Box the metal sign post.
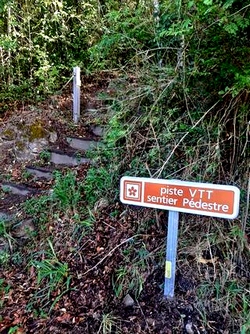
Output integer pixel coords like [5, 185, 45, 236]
[73, 67, 81, 123]
[164, 210, 179, 298]
[120, 176, 240, 298]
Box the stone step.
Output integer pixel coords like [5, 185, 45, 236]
[0, 211, 13, 222]
[66, 137, 98, 151]
[11, 218, 35, 239]
[49, 149, 92, 166]
[0, 214, 35, 241]
[1, 182, 38, 196]
[90, 125, 104, 137]
[25, 165, 54, 180]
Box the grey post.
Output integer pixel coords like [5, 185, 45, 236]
[73, 67, 81, 123]
[164, 210, 179, 298]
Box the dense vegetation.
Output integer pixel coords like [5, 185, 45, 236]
[1, 0, 250, 333]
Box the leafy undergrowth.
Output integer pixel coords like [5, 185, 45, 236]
[0, 170, 249, 333]
[0, 72, 249, 334]
[1, 0, 250, 331]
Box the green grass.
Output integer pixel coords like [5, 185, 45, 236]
[0, 278, 11, 308]
[97, 313, 121, 334]
[29, 239, 72, 312]
[52, 170, 83, 211]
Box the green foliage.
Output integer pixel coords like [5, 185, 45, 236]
[84, 118, 127, 205]
[0, 250, 10, 267]
[0, 278, 10, 308]
[0, 219, 8, 237]
[24, 194, 51, 224]
[197, 278, 250, 331]
[32, 258, 69, 291]
[84, 166, 113, 206]
[7, 326, 21, 334]
[89, 5, 156, 69]
[24, 170, 84, 221]
[112, 265, 143, 299]
[39, 150, 51, 163]
[1, 0, 248, 102]
[52, 170, 82, 211]
[112, 242, 152, 299]
[84, 0, 250, 205]
[0, 220, 15, 266]
[82, 5, 250, 332]
[29, 239, 71, 312]
[0, 0, 101, 99]
[98, 313, 121, 334]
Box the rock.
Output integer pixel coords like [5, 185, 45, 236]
[146, 318, 156, 326]
[67, 137, 98, 151]
[28, 138, 48, 154]
[14, 138, 49, 161]
[91, 125, 104, 137]
[49, 131, 58, 143]
[185, 322, 194, 334]
[25, 166, 53, 180]
[11, 219, 36, 238]
[50, 149, 92, 166]
[94, 198, 109, 212]
[0, 237, 9, 252]
[1, 182, 36, 196]
[0, 212, 13, 222]
[123, 294, 135, 308]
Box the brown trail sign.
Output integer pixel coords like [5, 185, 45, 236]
[120, 177, 240, 298]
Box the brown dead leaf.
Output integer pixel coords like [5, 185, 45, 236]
[55, 313, 71, 323]
[197, 256, 219, 264]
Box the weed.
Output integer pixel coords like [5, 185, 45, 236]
[1, 185, 11, 193]
[112, 267, 127, 298]
[0, 250, 10, 267]
[39, 150, 51, 163]
[23, 195, 51, 224]
[11, 252, 23, 266]
[241, 314, 250, 334]
[110, 209, 119, 218]
[0, 220, 15, 260]
[22, 170, 32, 181]
[84, 167, 114, 206]
[33, 258, 69, 290]
[52, 170, 82, 211]
[0, 220, 8, 238]
[7, 326, 21, 334]
[112, 242, 152, 299]
[0, 278, 11, 308]
[97, 313, 121, 334]
[31, 308, 48, 319]
[29, 239, 71, 312]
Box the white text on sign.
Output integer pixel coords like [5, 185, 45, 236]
[120, 177, 240, 219]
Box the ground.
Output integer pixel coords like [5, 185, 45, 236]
[0, 75, 248, 334]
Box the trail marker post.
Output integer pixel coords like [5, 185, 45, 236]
[73, 67, 81, 123]
[120, 176, 240, 299]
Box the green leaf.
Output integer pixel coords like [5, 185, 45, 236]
[203, 0, 213, 5]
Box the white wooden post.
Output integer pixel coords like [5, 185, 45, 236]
[73, 67, 81, 123]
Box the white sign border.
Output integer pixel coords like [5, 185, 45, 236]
[120, 176, 240, 219]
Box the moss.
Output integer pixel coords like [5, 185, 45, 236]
[2, 128, 16, 140]
[26, 121, 47, 141]
[15, 140, 26, 150]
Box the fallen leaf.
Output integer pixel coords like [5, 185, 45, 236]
[55, 313, 71, 323]
[197, 256, 218, 264]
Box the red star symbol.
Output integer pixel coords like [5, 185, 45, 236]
[128, 186, 137, 196]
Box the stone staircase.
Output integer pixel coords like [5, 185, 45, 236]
[0, 98, 106, 251]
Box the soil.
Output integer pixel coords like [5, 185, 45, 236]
[0, 76, 241, 334]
